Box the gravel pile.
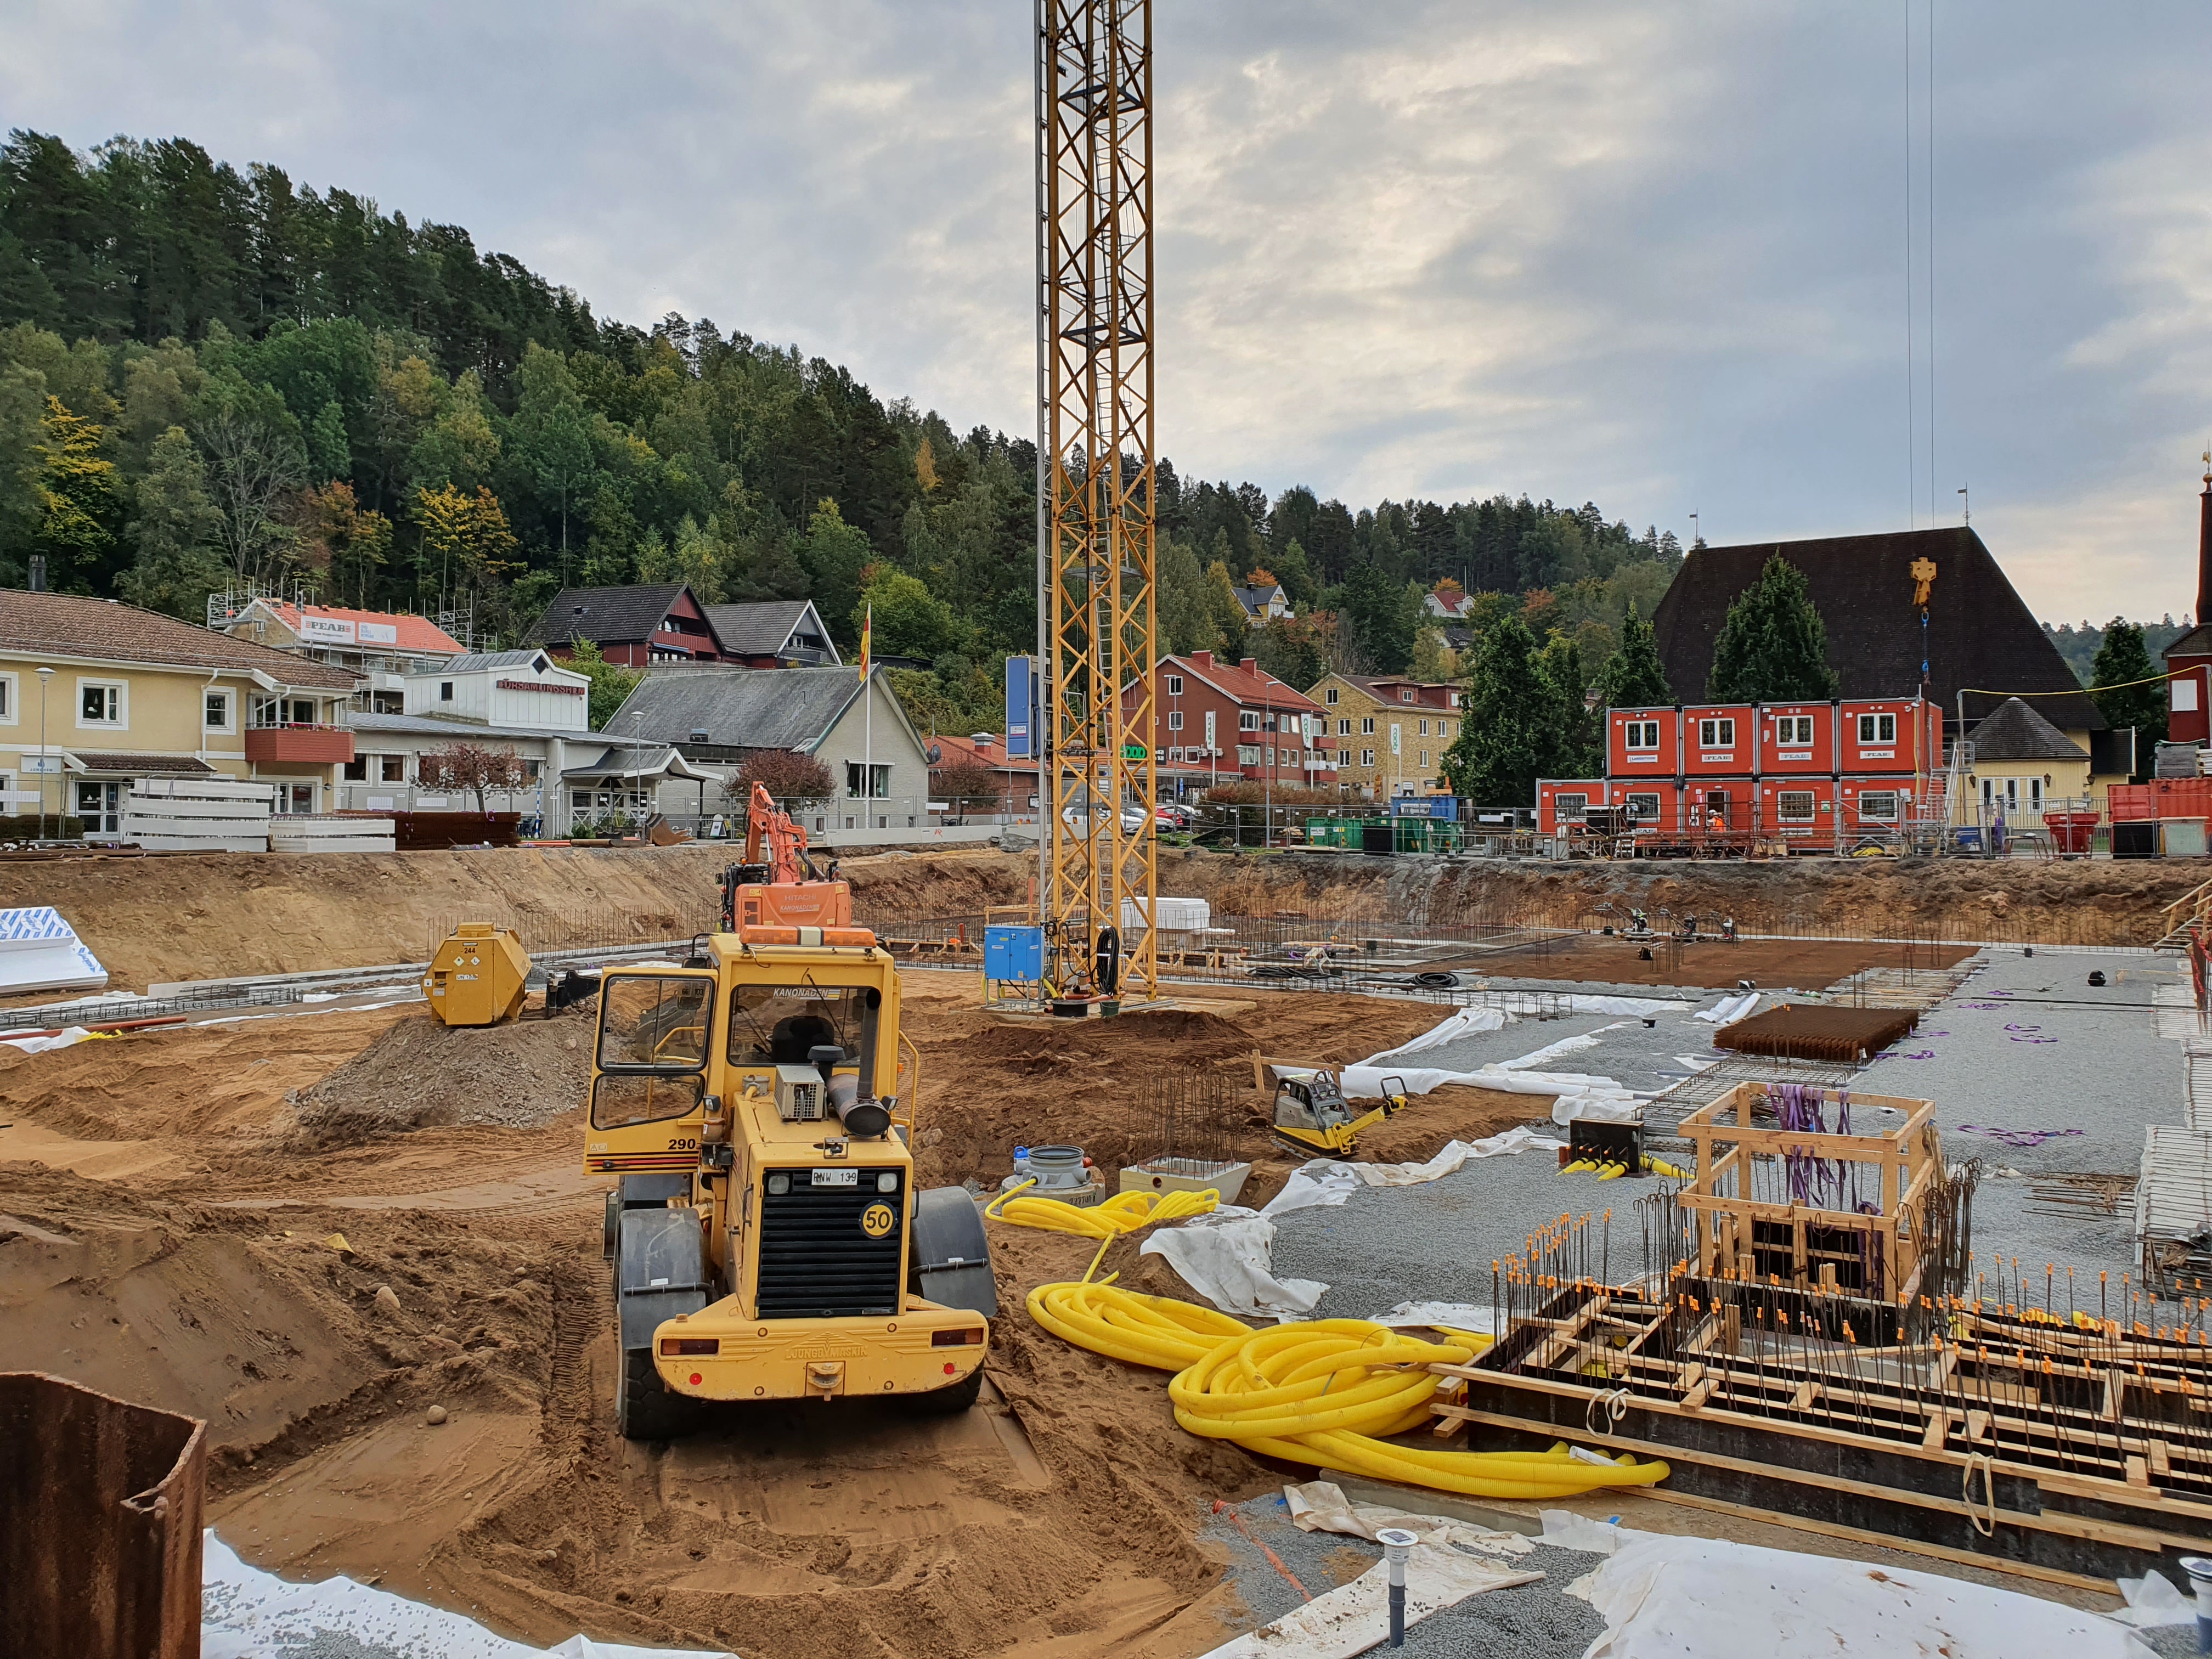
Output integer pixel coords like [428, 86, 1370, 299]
[1199, 1492, 1610, 1657]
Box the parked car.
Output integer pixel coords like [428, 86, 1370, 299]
[1155, 803, 1198, 830]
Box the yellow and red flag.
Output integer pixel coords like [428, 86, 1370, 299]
[859, 603, 871, 680]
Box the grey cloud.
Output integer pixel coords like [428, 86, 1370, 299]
[3, 0, 2208, 618]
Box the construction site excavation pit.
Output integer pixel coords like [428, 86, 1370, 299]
[5, 845, 2208, 1657]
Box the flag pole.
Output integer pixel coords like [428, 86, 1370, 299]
[861, 603, 873, 828]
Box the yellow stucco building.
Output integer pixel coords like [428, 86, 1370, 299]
[0, 591, 362, 832]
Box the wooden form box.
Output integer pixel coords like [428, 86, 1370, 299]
[1678, 1082, 1938, 1306]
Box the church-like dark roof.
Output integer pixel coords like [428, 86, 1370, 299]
[1648, 527, 2102, 732]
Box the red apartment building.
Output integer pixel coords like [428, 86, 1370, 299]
[1124, 651, 1336, 789]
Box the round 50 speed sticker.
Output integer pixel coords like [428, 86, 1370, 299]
[860, 1201, 895, 1239]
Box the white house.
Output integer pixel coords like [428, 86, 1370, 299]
[405, 650, 591, 732]
[602, 665, 988, 847]
[1231, 582, 1291, 628]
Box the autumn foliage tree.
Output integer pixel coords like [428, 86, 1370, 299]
[932, 761, 1003, 821]
[725, 749, 834, 806]
[417, 742, 529, 813]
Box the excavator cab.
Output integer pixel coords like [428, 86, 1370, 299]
[1269, 1069, 1407, 1159]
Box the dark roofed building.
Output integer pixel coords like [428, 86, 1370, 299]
[602, 664, 937, 832]
[1968, 697, 2090, 761]
[1649, 527, 2102, 741]
[702, 600, 842, 668]
[522, 584, 727, 665]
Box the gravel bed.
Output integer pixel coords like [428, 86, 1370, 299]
[1853, 948, 2183, 1293]
[1199, 1492, 1610, 1657]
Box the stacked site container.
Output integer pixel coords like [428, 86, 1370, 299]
[1537, 696, 1944, 849]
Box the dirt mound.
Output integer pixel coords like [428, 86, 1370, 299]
[298, 1007, 595, 1142]
[0, 1008, 401, 1153]
[0, 1167, 565, 1468]
[900, 984, 1461, 1193]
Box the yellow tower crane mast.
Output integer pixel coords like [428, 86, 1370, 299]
[1035, 0, 1159, 1005]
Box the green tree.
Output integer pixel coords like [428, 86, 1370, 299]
[1157, 533, 1217, 656]
[1250, 612, 1330, 694]
[565, 636, 642, 731]
[292, 481, 391, 608]
[1409, 625, 1459, 684]
[1594, 602, 1673, 709]
[1705, 555, 1839, 702]
[2090, 619, 2165, 774]
[795, 498, 873, 648]
[1442, 614, 1553, 807]
[856, 563, 957, 661]
[1534, 632, 1599, 777]
[117, 426, 228, 617]
[1202, 557, 1250, 654]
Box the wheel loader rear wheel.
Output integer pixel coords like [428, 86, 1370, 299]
[615, 1346, 701, 1441]
[900, 1367, 984, 1416]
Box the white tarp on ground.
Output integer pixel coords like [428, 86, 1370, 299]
[0, 1024, 110, 1054]
[1365, 1005, 1511, 1058]
[1260, 1127, 1555, 1218]
[0, 905, 107, 995]
[1284, 1480, 1532, 1558]
[201, 1533, 732, 1659]
[1327, 1062, 1639, 1124]
[1695, 991, 1760, 1024]
[1570, 1534, 2156, 1659]
[1138, 1210, 1327, 1321]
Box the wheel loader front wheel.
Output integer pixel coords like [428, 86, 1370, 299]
[615, 1346, 701, 1441]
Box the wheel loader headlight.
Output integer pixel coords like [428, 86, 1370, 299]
[766, 1172, 790, 1195]
[877, 1171, 899, 1193]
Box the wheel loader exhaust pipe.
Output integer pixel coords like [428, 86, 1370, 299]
[811, 1042, 892, 1138]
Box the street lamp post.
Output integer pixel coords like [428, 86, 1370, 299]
[35, 665, 53, 840]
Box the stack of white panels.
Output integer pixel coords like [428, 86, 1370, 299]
[121, 777, 273, 852]
[269, 815, 396, 854]
[0, 906, 107, 995]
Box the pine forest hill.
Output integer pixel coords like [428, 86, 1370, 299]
[0, 129, 2180, 759]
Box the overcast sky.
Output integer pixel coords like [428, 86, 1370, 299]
[6, 2, 2210, 624]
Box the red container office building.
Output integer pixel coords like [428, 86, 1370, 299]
[1542, 696, 1942, 848]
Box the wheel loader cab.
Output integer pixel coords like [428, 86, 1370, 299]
[584, 941, 995, 1440]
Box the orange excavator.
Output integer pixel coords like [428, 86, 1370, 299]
[717, 782, 867, 941]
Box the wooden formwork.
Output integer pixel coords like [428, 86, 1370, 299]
[1677, 1082, 1940, 1306]
[1428, 1282, 2212, 1592]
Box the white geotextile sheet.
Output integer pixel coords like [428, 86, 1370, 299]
[1571, 1534, 2157, 1659]
[1199, 1539, 1541, 1659]
[201, 1534, 731, 1659]
[1139, 1210, 1326, 1321]
[1260, 1126, 1554, 1217]
[0, 1024, 109, 1054]
[1331, 1062, 1639, 1119]
[1284, 1480, 1532, 1559]
[1695, 991, 1760, 1024]
[1365, 1003, 1511, 1058]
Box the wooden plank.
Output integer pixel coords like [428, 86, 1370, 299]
[1922, 1414, 1946, 1451]
[1965, 1409, 1991, 1444]
[2151, 1441, 2172, 1480]
[1447, 1403, 2209, 1556]
[1791, 1380, 1822, 1410]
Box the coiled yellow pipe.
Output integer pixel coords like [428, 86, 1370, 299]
[1025, 1277, 1669, 1500]
[984, 1177, 1220, 1239]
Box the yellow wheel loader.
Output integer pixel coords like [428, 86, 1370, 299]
[585, 792, 994, 1439]
[1269, 1069, 1408, 1159]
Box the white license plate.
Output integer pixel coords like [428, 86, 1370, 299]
[811, 1169, 859, 1187]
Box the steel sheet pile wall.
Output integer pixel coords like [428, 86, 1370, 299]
[0, 1373, 206, 1659]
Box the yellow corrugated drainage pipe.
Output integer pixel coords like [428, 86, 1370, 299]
[1026, 1270, 1669, 1501]
[985, 1177, 1221, 1239]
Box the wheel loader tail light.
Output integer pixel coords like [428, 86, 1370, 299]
[661, 1338, 719, 1356]
[932, 1328, 985, 1347]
